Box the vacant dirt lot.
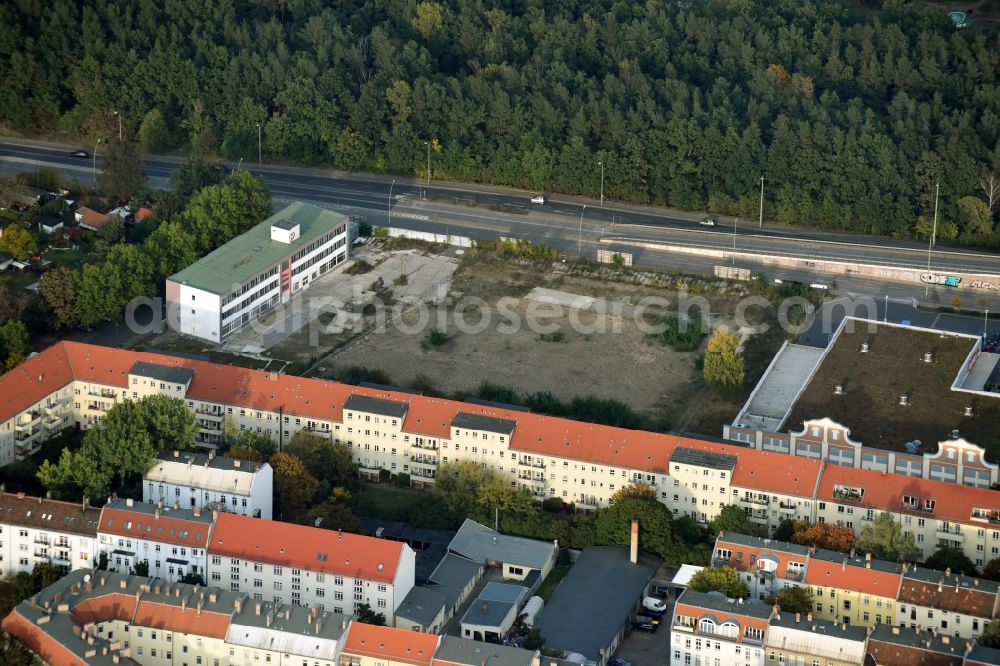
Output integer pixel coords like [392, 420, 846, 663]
[320, 249, 774, 432]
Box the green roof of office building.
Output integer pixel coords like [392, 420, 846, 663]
[168, 202, 346, 295]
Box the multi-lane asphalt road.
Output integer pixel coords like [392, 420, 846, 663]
[4, 137, 1000, 290]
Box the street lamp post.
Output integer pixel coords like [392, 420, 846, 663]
[599, 161, 604, 207]
[759, 175, 765, 228]
[114, 111, 122, 141]
[986, 309, 990, 338]
[925, 182, 940, 297]
[884, 295, 889, 323]
[578, 205, 587, 256]
[732, 217, 738, 268]
[237, 157, 244, 173]
[256, 123, 262, 168]
[425, 141, 431, 186]
[388, 179, 396, 225]
[93, 139, 102, 189]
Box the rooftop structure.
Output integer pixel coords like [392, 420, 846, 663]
[535, 546, 661, 663]
[765, 610, 868, 664]
[783, 321, 999, 453]
[210, 512, 405, 583]
[866, 623, 971, 666]
[671, 446, 738, 470]
[342, 622, 440, 666]
[433, 635, 538, 666]
[733, 341, 825, 431]
[0, 490, 100, 537]
[448, 519, 556, 573]
[168, 202, 346, 295]
[144, 449, 273, 519]
[100, 497, 213, 550]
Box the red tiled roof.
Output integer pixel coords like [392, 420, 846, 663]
[1, 609, 90, 666]
[100, 506, 211, 548]
[72, 593, 137, 624]
[77, 207, 112, 228]
[674, 602, 771, 635]
[209, 512, 403, 582]
[715, 537, 808, 579]
[343, 622, 439, 666]
[867, 637, 965, 666]
[818, 464, 1000, 525]
[135, 207, 154, 221]
[897, 574, 999, 619]
[804, 557, 902, 598]
[0, 342, 74, 425]
[133, 599, 229, 638]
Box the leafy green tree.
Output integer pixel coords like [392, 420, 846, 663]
[0, 225, 38, 260]
[181, 171, 271, 254]
[144, 221, 198, 281]
[924, 547, 977, 576]
[981, 620, 1000, 648]
[221, 423, 276, 460]
[271, 452, 319, 519]
[303, 489, 362, 534]
[180, 573, 206, 586]
[434, 460, 494, 517]
[38, 395, 196, 498]
[132, 560, 150, 577]
[595, 495, 677, 561]
[0, 627, 35, 665]
[98, 140, 144, 200]
[711, 505, 765, 538]
[138, 108, 170, 153]
[773, 586, 813, 614]
[858, 512, 920, 563]
[284, 431, 357, 492]
[169, 157, 227, 198]
[703, 329, 745, 392]
[983, 558, 1000, 582]
[688, 566, 749, 598]
[39, 266, 80, 329]
[355, 602, 386, 626]
[0, 321, 31, 369]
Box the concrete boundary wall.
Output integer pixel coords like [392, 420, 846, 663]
[388, 227, 472, 247]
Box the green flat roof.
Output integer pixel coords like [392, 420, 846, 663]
[168, 202, 346, 295]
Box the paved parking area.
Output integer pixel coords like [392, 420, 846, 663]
[611, 603, 673, 666]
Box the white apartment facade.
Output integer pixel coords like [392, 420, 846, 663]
[671, 590, 770, 666]
[0, 491, 100, 576]
[896, 565, 1000, 640]
[97, 497, 214, 583]
[166, 202, 348, 342]
[144, 449, 273, 519]
[207, 511, 416, 618]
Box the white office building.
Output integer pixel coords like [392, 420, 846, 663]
[166, 201, 348, 342]
[144, 449, 273, 519]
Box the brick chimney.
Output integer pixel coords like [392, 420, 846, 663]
[630, 519, 639, 564]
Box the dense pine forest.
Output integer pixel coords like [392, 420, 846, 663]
[2, 0, 999, 244]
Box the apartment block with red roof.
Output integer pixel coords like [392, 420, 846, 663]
[802, 548, 903, 629]
[712, 532, 811, 601]
[207, 511, 415, 619]
[670, 589, 772, 666]
[0, 490, 101, 577]
[97, 497, 214, 583]
[896, 564, 1000, 640]
[143, 449, 273, 519]
[6, 340, 1000, 577]
[341, 622, 440, 666]
[2, 568, 354, 666]
[866, 623, 973, 666]
[816, 464, 1000, 571]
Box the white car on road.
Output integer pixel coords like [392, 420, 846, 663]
[699, 216, 717, 227]
[530, 195, 545, 204]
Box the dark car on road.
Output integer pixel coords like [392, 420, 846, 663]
[69, 150, 89, 158]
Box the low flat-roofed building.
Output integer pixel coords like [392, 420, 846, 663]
[144, 449, 273, 519]
[764, 609, 868, 666]
[966, 643, 1000, 666]
[536, 546, 661, 664]
[425, 553, 483, 621]
[671, 590, 772, 666]
[395, 585, 449, 633]
[448, 519, 556, 582]
[433, 635, 538, 666]
[0, 490, 100, 576]
[460, 582, 527, 643]
[166, 201, 348, 342]
[896, 564, 1000, 640]
[97, 497, 214, 582]
[866, 623, 970, 666]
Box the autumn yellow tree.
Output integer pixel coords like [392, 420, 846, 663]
[703, 329, 744, 391]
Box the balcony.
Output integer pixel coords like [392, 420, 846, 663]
[936, 529, 963, 544]
[87, 388, 116, 399]
[16, 411, 42, 431]
[86, 402, 108, 413]
[195, 408, 223, 420]
[900, 500, 934, 515]
[16, 438, 41, 460]
[411, 441, 438, 450]
[739, 496, 769, 506]
[742, 636, 764, 647]
[410, 456, 437, 467]
[33, 549, 49, 559]
[712, 555, 732, 566]
[778, 502, 797, 513]
[411, 469, 436, 480]
[197, 419, 222, 431]
[785, 569, 804, 582]
[43, 415, 65, 431]
[34, 535, 49, 545]
[833, 487, 864, 502]
[43, 400, 67, 416]
[517, 459, 546, 469]
[576, 498, 598, 510]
